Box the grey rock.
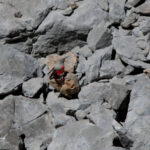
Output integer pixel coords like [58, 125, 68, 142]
[84, 46, 113, 83]
[63, 7, 73, 16]
[87, 22, 112, 51]
[0, 95, 54, 150]
[108, 0, 126, 23]
[100, 60, 125, 79]
[136, 1, 150, 15]
[48, 120, 117, 150]
[125, 75, 150, 149]
[105, 82, 130, 110]
[22, 78, 44, 98]
[94, 0, 109, 11]
[0, 0, 52, 39]
[139, 17, 150, 35]
[75, 110, 86, 120]
[112, 120, 133, 148]
[121, 56, 150, 69]
[66, 1, 108, 30]
[79, 82, 110, 105]
[126, 0, 143, 7]
[121, 13, 137, 29]
[86, 102, 116, 132]
[136, 39, 147, 50]
[72, 45, 92, 58]
[49, 0, 77, 10]
[0, 96, 14, 137]
[33, 11, 87, 56]
[46, 92, 79, 126]
[47, 92, 80, 113]
[76, 55, 87, 74]
[13, 96, 46, 128]
[53, 113, 76, 127]
[113, 36, 146, 61]
[0, 44, 39, 96]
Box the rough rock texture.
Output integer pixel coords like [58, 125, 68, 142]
[87, 22, 112, 51]
[1, 0, 150, 149]
[0, 44, 39, 96]
[22, 77, 44, 97]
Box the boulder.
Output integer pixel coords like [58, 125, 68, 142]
[0, 96, 14, 137]
[108, 0, 126, 23]
[113, 36, 146, 61]
[13, 96, 47, 128]
[22, 77, 44, 98]
[121, 13, 137, 29]
[84, 46, 113, 83]
[0, 44, 39, 96]
[65, 1, 108, 30]
[48, 120, 118, 150]
[0, 95, 54, 150]
[78, 82, 110, 105]
[86, 102, 116, 132]
[99, 60, 125, 79]
[125, 75, 150, 149]
[136, 1, 150, 15]
[87, 22, 112, 51]
[126, 0, 143, 7]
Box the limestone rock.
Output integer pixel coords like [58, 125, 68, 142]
[0, 44, 39, 96]
[48, 120, 118, 150]
[113, 36, 146, 61]
[87, 22, 112, 51]
[60, 73, 80, 98]
[84, 46, 113, 83]
[0, 96, 14, 137]
[45, 52, 77, 73]
[126, 0, 143, 7]
[136, 1, 150, 15]
[22, 77, 44, 98]
[108, 0, 126, 23]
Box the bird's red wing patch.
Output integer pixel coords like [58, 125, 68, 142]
[56, 65, 64, 76]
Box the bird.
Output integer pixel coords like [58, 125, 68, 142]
[48, 56, 69, 80]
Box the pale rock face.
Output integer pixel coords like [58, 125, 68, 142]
[1, 0, 150, 149]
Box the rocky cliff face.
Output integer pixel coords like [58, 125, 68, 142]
[0, 0, 150, 149]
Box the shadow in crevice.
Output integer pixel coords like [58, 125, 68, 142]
[18, 134, 27, 150]
[113, 136, 123, 147]
[115, 91, 131, 123]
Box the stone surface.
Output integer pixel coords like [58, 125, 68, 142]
[86, 102, 116, 132]
[79, 82, 110, 105]
[121, 13, 137, 29]
[113, 36, 146, 61]
[108, 0, 126, 23]
[84, 46, 113, 83]
[0, 44, 39, 96]
[126, 0, 143, 7]
[87, 22, 112, 51]
[136, 1, 150, 15]
[48, 120, 117, 150]
[22, 77, 44, 97]
[65, 1, 108, 30]
[125, 75, 150, 149]
[0, 95, 54, 150]
[100, 60, 125, 79]
[0, 96, 14, 137]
